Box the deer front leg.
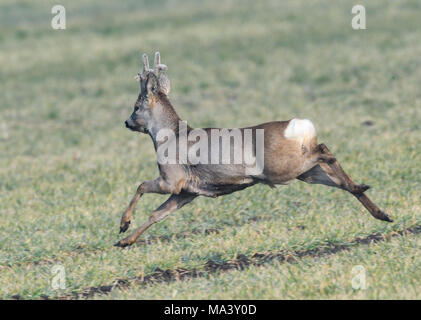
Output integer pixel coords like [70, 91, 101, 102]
[119, 178, 169, 233]
[115, 192, 197, 247]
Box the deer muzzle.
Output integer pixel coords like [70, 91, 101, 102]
[125, 118, 137, 131]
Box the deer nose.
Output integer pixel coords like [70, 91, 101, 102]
[125, 120, 129, 128]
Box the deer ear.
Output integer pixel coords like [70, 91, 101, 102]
[158, 72, 171, 95]
[152, 51, 170, 95]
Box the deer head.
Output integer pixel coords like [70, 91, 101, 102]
[125, 52, 173, 134]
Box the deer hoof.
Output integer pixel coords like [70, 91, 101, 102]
[119, 221, 131, 233]
[379, 211, 393, 223]
[114, 240, 130, 248]
[114, 235, 136, 248]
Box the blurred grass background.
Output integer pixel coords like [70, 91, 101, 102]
[0, 0, 420, 299]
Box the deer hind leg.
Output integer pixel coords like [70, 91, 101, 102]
[297, 143, 393, 222]
[115, 192, 197, 248]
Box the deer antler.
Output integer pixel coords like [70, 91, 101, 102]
[153, 51, 167, 75]
[142, 53, 150, 74]
[134, 52, 170, 95]
[135, 53, 153, 82]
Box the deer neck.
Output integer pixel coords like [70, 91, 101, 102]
[147, 94, 188, 147]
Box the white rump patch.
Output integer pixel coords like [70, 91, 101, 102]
[284, 118, 316, 141]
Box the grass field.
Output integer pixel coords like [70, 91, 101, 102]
[0, 0, 420, 299]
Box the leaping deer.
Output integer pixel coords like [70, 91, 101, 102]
[115, 51, 392, 247]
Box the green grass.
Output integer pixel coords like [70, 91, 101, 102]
[0, 0, 420, 299]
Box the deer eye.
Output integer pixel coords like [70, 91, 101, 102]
[134, 106, 139, 112]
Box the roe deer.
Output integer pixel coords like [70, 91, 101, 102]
[115, 52, 392, 247]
